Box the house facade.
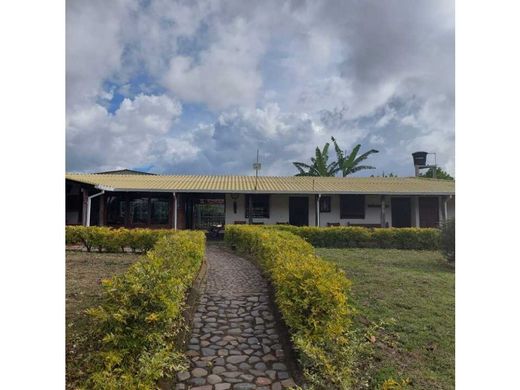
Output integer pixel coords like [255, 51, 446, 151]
[66, 173, 455, 230]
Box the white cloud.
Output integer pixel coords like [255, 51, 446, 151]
[66, 94, 183, 171]
[66, 0, 454, 177]
[163, 17, 266, 110]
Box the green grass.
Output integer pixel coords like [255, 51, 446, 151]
[316, 248, 455, 390]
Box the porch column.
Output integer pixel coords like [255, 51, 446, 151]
[413, 196, 420, 227]
[438, 196, 444, 224]
[81, 188, 88, 226]
[443, 196, 449, 222]
[99, 193, 105, 226]
[380, 195, 386, 228]
[175, 193, 178, 230]
[316, 194, 321, 227]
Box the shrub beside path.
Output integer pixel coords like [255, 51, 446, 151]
[176, 244, 297, 390]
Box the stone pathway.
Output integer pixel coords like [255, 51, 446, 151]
[176, 244, 297, 390]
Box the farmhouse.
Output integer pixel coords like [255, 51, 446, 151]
[66, 171, 455, 229]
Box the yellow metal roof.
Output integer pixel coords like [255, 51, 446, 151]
[66, 173, 455, 195]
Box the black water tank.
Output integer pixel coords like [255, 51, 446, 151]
[412, 151, 428, 166]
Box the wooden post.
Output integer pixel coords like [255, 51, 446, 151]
[380, 195, 386, 228]
[248, 194, 253, 224]
[414, 196, 420, 227]
[99, 193, 105, 226]
[81, 188, 89, 226]
[316, 194, 321, 227]
[173, 192, 178, 230]
[438, 196, 444, 225]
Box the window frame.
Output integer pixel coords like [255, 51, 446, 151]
[245, 194, 270, 219]
[340, 194, 366, 219]
[319, 196, 332, 213]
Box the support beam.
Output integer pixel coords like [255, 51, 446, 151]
[86, 190, 105, 227]
[99, 193, 105, 226]
[81, 188, 88, 226]
[380, 195, 386, 228]
[316, 194, 321, 227]
[414, 196, 420, 227]
[443, 196, 449, 222]
[173, 192, 178, 230]
[438, 196, 444, 225]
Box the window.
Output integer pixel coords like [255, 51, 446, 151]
[129, 197, 149, 224]
[340, 195, 365, 219]
[319, 196, 331, 212]
[107, 195, 126, 225]
[245, 195, 270, 218]
[150, 197, 170, 225]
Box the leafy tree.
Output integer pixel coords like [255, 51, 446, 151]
[371, 172, 398, 177]
[420, 167, 454, 180]
[293, 143, 339, 176]
[331, 137, 379, 177]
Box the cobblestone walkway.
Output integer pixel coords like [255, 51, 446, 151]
[176, 244, 297, 390]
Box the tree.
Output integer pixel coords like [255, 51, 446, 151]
[371, 172, 398, 177]
[293, 143, 339, 176]
[420, 167, 453, 180]
[331, 137, 379, 177]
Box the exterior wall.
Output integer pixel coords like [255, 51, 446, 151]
[318, 194, 390, 227]
[225, 194, 316, 225]
[225, 194, 400, 227]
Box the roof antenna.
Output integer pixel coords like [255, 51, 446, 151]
[253, 149, 261, 191]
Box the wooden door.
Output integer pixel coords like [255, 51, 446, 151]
[391, 197, 412, 227]
[419, 197, 440, 227]
[289, 197, 309, 226]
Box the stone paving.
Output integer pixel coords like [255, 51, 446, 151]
[176, 244, 297, 390]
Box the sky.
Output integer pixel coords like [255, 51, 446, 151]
[66, 0, 454, 177]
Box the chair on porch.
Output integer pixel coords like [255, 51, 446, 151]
[234, 221, 246, 224]
[327, 222, 340, 227]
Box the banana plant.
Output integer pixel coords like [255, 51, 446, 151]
[331, 136, 379, 177]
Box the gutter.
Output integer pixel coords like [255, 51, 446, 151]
[86, 190, 105, 227]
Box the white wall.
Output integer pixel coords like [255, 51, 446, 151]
[225, 194, 316, 225]
[225, 194, 402, 227]
[224, 193, 454, 227]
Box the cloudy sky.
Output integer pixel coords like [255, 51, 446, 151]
[66, 0, 454, 177]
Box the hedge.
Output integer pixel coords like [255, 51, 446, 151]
[66, 226, 174, 253]
[225, 225, 354, 389]
[266, 225, 441, 250]
[440, 218, 455, 263]
[83, 230, 206, 389]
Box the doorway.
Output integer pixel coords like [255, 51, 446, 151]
[391, 197, 412, 227]
[419, 197, 440, 227]
[289, 197, 309, 226]
[186, 194, 225, 229]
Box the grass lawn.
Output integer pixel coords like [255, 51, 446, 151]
[316, 248, 455, 390]
[66, 250, 141, 389]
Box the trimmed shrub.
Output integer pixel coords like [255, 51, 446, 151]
[266, 225, 440, 250]
[440, 218, 455, 263]
[65, 226, 174, 253]
[84, 230, 206, 389]
[225, 225, 354, 389]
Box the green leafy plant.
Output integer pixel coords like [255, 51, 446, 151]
[265, 225, 440, 250]
[331, 136, 379, 177]
[65, 226, 174, 253]
[82, 231, 206, 389]
[440, 217, 455, 263]
[293, 142, 339, 176]
[225, 225, 354, 389]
